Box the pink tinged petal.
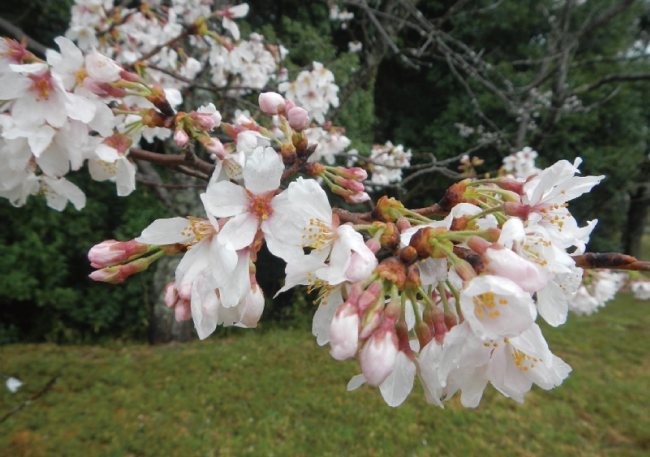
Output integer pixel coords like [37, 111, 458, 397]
[312, 286, 343, 345]
[36, 143, 70, 176]
[218, 250, 251, 308]
[209, 240, 238, 288]
[26, 125, 57, 157]
[136, 217, 196, 245]
[243, 146, 283, 195]
[288, 177, 332, 222]
[460, 275, 536, 340]
[89, 101, 116, 137]
[498, 218, 526, 249]
[218, 212, 258, 250]
[85, 51, 122, 83]
[65, 92, 97, 124]
[536, 282, 568, 327]
[484, 247, 549, 292]
[191, 276, 220, 340]
[175, 238, 211, 286]
[453, 366, 490, 408]
[95, 144, 120, 162]
[53, 36, 84, 70]
[239, 286, 264, 327]
[347, 374, 366, 391]
[276, 254, 327, 296]
[41, 176, 86, 211]
[262, 222, 304, 262]
[222, 17, 241, 41]
[379, 351, 416, 407]
[204, 180, 249, 217]
[116, 158, 136, 196]
[0, 71, 31, 100]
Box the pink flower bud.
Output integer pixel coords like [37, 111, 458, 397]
[360, 328, 398, 386]
[357, 282, 382, 313]
[89, 256, 155, 284]
[287, 107, 310, 131]
[174, 129, 190, 147]
[175, 299, 192, 322]
[83, 78, 126, 98]
[240, 285, 265, 328]
[333, 166, 368, 180]
[366, 238, 381, 254]
[330, 301, 360, 360]
[345, 191, 371, 204]
[164, 282, 179, 308]
[396, 218, 412, 231]
[201, 137, 225, 159]
[258, 92, 286, 114]
[88, 239, 150, 269]
[454, 259, 478, 281]
[178, 282, 192, 301]
[285, 99, 296, 111]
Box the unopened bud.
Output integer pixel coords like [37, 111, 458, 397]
[287, 107, 310, 131]
[360, 329, 398, 386]
[330, 301, 360, 360]
[175, 299, 192, 322]
[88, 239, 150, 269]
[174, 129, 190, 147]
[240, 285, 264, 328]
[89, 255, 158, 284]
[453, 259, 478, 281]
[164, 282, 179, 308]
[258, 92, 286, 114]
[396, 218, 412, 231]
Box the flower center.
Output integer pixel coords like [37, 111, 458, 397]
[247, 192, 273, 221]
[472, 292, 508, 320]
[181, 217, 215, 245]
[301, 218, 334, 252]
[29, 72, 53, 101]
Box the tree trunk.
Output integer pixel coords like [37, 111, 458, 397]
[140, 162, 205, 344]
[624, 157, 650, 258]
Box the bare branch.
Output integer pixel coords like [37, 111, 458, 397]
[0, 377, 58, 425]
[0, 17, 48, 57]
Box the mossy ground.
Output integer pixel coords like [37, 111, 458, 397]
[1, 295, 649, 456]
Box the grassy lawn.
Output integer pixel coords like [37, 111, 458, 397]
[1, 295, 649, 457]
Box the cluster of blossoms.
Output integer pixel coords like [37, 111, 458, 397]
[502, 147, 541, 180]
[569, 270, 626, 316]
[68, 0, 284, 95]
[88, 95, 645, 408]
[279, 62, 340, 124]
[6, 1, 649, 411]
[0, 3, 302, 210]
[364, 141, 412, 187]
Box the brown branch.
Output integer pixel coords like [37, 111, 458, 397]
[0, 377, 58, 425]
[137, 179, 207, 189]
[575, 73, 650, 93]
[571, 252, 645, 270]
[129, 147, 215, 181]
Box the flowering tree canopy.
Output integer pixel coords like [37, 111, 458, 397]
[2, 0, 650, 408]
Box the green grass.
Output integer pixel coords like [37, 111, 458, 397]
[1, 296, 649, 457]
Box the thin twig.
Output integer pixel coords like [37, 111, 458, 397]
[0, 377, 58, 425]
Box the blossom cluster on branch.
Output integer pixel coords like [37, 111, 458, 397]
[3, 1, 650, 410]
